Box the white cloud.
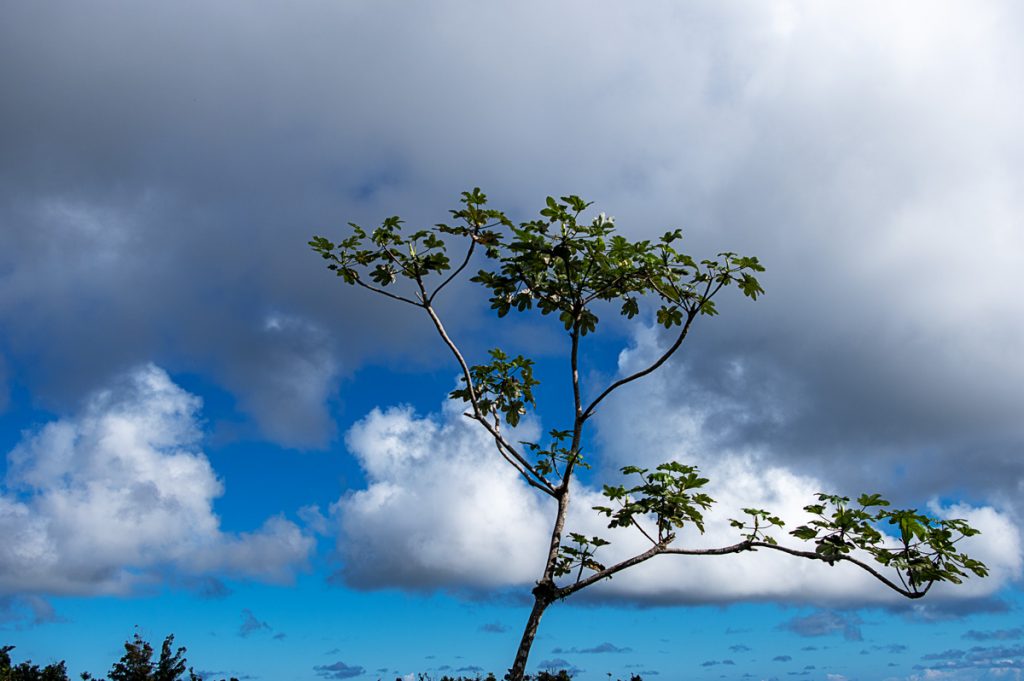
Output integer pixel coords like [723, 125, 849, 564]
[0, 364, 313, 596]
[335, 403, 551, 589]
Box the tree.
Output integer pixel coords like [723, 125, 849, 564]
[81, 633, 236, 681]
[1, 646, 70, 681]
[310, 189, 989, 681]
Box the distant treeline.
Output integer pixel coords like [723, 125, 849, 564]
[1, 634, 237, 681]
[2, 636, 642, 681]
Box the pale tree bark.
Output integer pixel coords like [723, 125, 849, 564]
[507, 587, 554, 681]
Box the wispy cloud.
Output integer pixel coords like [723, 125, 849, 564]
[551, 642, 631, 654]
[963, 628, 1023, 641]
[238, 609, 271, 638]
[780, 611, 863, 642]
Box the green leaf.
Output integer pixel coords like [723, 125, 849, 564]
[792, 526, 819, 541]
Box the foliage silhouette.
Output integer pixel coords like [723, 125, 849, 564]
[311, 189, 988, 680]
[75, 633, 237, 681]
[1, 645, 70, 681]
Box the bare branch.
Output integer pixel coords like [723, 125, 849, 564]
[630, 517, 659, 547]
[352, 278, 421, 307]
[581, 309, 698, 421]
[744, 541, 930, 599]
[429, 238, 476, 304]
[422, 302, 557, 497]
[556, 535, 936, 603]
[557, 541, 755, 599]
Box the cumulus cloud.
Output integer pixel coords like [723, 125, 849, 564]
[0, 365, 313, 596]
[334, 402, 551, 589]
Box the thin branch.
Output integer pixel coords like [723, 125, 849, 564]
[380, 246, 421, 281]
[556, 536, 935, 602]
[557, 541, 756, 599]
[581, 308, 698, 421]
[460, 413, 556, 495]
[630, 517, 659, 547]
[421, 301, 557, 497]
[429, 238, 476, 304]
[744, 541, 929, 599]
[352, 279, 421, 307]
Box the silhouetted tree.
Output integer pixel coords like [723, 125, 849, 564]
[1, 645, 70, 681]
[80, 633, 237, 681]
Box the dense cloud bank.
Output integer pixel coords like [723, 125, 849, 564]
[1, 1, 1023, 604]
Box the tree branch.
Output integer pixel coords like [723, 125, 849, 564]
[429, 238, 476, 304]
[352, 278, 421, 307]
[421, 301, 557, 497]
[581, 308, 698, 421]
[555, 536, 935, 602]
[744, 541, 931, 599]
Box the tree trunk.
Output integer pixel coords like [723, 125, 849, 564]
[507, 590, 552, 681]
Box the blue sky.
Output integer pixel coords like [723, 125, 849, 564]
[2, 2, 1024, 680]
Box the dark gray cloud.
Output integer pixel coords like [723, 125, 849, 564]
[872, 644, 907, 654]
[479, 622, 508, 633]
[1, 1, 1021, 486]
[919, 644, 1024, 671]
[885, 596, 1013, 621]
[0, 595, 62, 627]
[701, 659, 735, 667]
[551, 642, 631, 654]
[922, 649, 965, 661]
[779, 611, 863, 642]
[963, 628, 1023, 641]
[313, 661, 365, 679]
[179, 576, 233, 600]
[237, 608, 271, 638]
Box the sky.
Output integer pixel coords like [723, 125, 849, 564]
[1, 2, 1024, 680]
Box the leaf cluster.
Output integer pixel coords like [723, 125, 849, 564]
[519, 429, 581, 481]
[1, 646, 69, 681]
[311, 190, 764, 334]
[791, 493, 989, 592]
[594, 462, 715, 543]
[552, 533, 611, 580]
[729, 508, 785, 545]
[470, 196, 764, 336]
[310, 189, 510, 292]
[449, 349, 538, 428]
